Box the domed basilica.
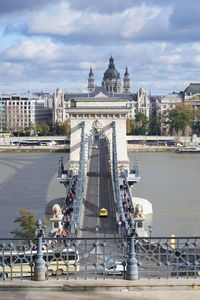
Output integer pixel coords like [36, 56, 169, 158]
[53, 56, 150, 124]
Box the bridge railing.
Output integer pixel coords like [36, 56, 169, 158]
[57, 122, 86, 236]
[112, 122, 126, 235]
[70, 121, 85, 235]
[1, 234, 200, 280]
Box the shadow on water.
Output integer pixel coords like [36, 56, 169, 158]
[0, 153, 68, 237]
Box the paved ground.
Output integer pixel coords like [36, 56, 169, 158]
[1, 290, 200, 300]
[80, 138, 116, 238]
[0, 279, 200, 299]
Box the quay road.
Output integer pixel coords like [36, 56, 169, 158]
[80, 137, 116, 238]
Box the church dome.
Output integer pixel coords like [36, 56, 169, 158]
[103, 56, 120, 80]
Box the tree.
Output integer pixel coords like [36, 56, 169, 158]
[126, 118, 137, 135]
[36, 123, 43, 135]
[40, 122, 50, 136]
[126, 118, 131, 135]
[149, 116, 161, 135]
[165, 109, 190, 135]
[134, 113, 149, 135]
[35, 122, 50, 136]
[11, 208, 47, 239]
[59, 119, 70, 135]
[130, 119, 136, 135]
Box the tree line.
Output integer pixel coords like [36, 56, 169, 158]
[127, 103, 200, 136]
[11, 119, 71, 137]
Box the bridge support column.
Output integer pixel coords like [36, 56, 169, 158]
[127, 236, 138, 280]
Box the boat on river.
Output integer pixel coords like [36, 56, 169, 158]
[178, 145, 200, 153]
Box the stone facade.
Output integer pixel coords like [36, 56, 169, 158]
[137, 88, 150, 119]
[68, 96, 130, 175]
[52, 88, 65, 124]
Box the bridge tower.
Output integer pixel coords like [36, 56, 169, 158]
[67, 92, 131, 175]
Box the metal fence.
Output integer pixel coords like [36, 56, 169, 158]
[0, 234, 200, 281]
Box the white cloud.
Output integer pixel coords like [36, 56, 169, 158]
[0, 62, 24, 76]
[4, 39, 60, 62]
[120, 5, 161, 39]
[155, 54, 182, 65]
[26, 2, 82, 36]
[25, 1, 166, 42]
[1, 0, 200, 94]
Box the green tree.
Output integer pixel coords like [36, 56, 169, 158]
[40, 123, 50, 136]
[11, 209, 47, 239]
[165, 109, 190, 135]
[36, 123, 43, 135]
[134, 113, 149, 135]
[149, 116, 161, 135]
[130, 119, 136, 135]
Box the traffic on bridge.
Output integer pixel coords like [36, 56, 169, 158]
[81, 137, 116, 238]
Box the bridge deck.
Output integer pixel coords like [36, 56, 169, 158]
[80, 138, 116, 237]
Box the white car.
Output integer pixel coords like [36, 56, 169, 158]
[47, 141, 57, 146]
[176, 142, 183, 147]
[105, 262, 126, 275]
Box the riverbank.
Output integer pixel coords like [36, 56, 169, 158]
[0, 145, 69, 153]
[0, 145, 176, 153]
[127, 144, 177, 152]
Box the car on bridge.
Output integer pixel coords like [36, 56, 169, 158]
[99, 208, 108, 217]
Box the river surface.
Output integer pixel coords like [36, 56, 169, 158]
[129, 152, 200, 237]
[0, 153, 68, 237]
[0, 152, 200, 238]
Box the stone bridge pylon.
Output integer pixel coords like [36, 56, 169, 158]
[67, 95, 131, 175]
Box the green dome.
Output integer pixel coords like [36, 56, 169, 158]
[103, 56, 120, 80]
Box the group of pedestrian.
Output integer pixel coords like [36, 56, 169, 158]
[53, 177, 78, 240]
[62, 178, 77, 232]
[120, 181, 134, 225]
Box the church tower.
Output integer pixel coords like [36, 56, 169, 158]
[102, 56, 121, 93]
[88, 67, 95, 93]
[123, 67, 131, 93]
[52, 88, 64, 124]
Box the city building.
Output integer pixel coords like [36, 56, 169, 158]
[53, 56, 150, 123]
[154, 92, 183, 134]
[183, 83, 200, 109]
[0, 93, 52, 132]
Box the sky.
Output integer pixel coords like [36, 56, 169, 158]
[0, 0, 200, 95]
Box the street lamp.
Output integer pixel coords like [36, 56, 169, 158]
[148, 224, 152, 237]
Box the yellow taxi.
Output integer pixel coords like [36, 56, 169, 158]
[99, 208, 108, 217]
[92, 145, 98, 149]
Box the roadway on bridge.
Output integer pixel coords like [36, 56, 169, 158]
[80, 137, 116, 238]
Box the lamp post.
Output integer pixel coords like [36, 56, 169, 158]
[127, 236, 138, 280]
[34, 219, 46, 281]
[148, 225, 152, 237]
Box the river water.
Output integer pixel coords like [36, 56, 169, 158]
[0, 152, 200, 237]
[129, 152, 200, 237]
[0, 153, 68, 237]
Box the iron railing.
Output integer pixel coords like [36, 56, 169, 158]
[1, 234, 200, 280]
[70, 121, 85, 235]
[112, 122, 126, 233]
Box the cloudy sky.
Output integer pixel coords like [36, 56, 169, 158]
[0, 0, 200, 95]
